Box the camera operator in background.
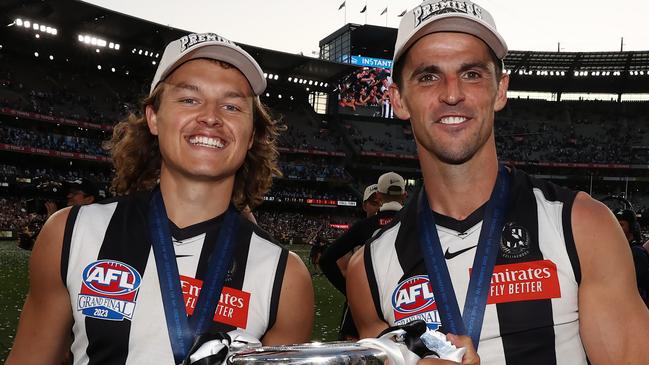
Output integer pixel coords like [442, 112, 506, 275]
[18, 178, 99, 250]
[46, 178, 99, 217]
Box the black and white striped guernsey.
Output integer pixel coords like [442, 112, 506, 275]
[365, 168, 587, 365]
[61, 190, 287, 365]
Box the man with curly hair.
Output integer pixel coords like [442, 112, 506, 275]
[7, 33, 314, 365]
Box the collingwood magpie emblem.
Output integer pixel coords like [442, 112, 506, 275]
[500, 222, 530, 258]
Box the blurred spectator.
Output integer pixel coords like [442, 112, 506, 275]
[256, 210, 353, 245]
[615, 209, 649, 307]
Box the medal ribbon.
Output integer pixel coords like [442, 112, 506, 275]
[148, 188, 240, 364]
[417, 164, 510, 348]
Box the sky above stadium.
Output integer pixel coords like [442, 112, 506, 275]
[84, 0, 649, 56]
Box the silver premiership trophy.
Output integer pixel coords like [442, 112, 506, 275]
[228, 342, 387, 364]
[186, 321, 464, 365]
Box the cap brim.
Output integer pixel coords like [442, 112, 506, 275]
[154, 42, 266, 96]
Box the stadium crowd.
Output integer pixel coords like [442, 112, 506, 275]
[255, 210, 353, 245]
[0, 53, 138, 125]
[280, 158, 350, 181]
[0, 124, 108, 156]
[266, 184, 356, 202]
[0, 197, 40, 232]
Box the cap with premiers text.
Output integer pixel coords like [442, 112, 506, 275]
[150, 33, 266, 95]
[392, 0, 507, 72]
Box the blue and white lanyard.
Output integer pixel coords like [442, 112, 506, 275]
[148, 188, 240, 364]
[417, 164, 510, 348]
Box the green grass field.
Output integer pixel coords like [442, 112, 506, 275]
[0, 242, 344, 362]
[0, 241, 30, 362]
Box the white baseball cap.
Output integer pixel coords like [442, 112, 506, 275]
[392, 0, 507, 72]
[377, 172, 406, 195]
[150, 33, 266, 96]
[363, 184, 379, 202]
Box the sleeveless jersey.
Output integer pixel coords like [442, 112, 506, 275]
[62, 191, 287, 365]
[365, 168, 587, 365]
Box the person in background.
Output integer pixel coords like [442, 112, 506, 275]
[320, 174, 406, 340]
[616, 209, 649, 307]
[18, 178, 99, 251]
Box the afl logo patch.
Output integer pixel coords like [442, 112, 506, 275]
[391, 275, 441, 330]
[78, 260, 142, 321]
[500, 222, 530, 259]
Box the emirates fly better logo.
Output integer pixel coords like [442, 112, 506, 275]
[391, 260, 562, 329]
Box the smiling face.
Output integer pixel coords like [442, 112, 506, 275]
[389, 32, 509, 165]
[146, 59, 255, 184]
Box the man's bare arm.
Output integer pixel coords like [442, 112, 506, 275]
[6, 208, 73, 365]
[346, 247, 391, 338]
[573, 193, 649, 364]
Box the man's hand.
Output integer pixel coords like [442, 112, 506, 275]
[417, 334, 479, 365]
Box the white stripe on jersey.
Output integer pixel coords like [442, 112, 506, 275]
[242, 232, 283, 337]
[370, 222, 403, 325]
[533, 188, 586, 365]
[67, 202, 119, 365]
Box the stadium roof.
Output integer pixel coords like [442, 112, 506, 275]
[2, 0, 648, 94]
[506, 50, 649, 94]
[320, 23, 649, 94]
[0, 0, 356, 89]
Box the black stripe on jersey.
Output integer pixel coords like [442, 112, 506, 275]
[62, 206, 81, 365]
[170, 214, 225, 241]
[85, 195, 152, 365]
[496, 168, 557, 365]
[224, 217, 252, 289]
[364, 242, 386, 323]
[61, 205, 81, 285]
[394, 192, 424, 278]
[204, 215, 253, 333]
[433, 203, 485, 234]
[267, 248, 288, 332]
[561, 191, 580, 285]
[195, 221, 222, 280]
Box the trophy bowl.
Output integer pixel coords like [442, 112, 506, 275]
[227, 341, 387, 364]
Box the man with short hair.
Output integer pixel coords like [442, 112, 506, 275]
[7, 32, 314, 365]
[19, 178, 100, 251]
[375, 171, 407, 214]
[347, 1, 649, 364]
[362, 183, 381, 218]
[43, 177, 99, 218]
[65, 178, 99, 205]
